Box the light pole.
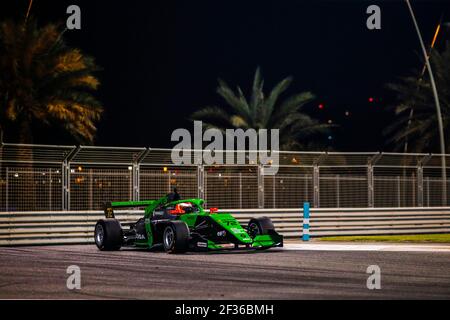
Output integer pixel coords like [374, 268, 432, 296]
[405, 0, 447, 205]
[403, 17, 442, 155]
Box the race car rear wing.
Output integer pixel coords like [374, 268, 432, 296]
[103, 200, 157, 218]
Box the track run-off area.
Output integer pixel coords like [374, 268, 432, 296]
[1, 241, 450, 299]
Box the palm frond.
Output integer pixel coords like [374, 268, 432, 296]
[191, 106, 233, 129]
[250, 66, 264, 120]
[384, 43, 450, 153]
[191, 68, 325, 150]
[260, 76, 293, 126]
[269, 91, 315, 127]
[216, 79, 251, 123]
[0, 18, 103, 143]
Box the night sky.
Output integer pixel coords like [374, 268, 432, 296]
[1, 0, 450, 151]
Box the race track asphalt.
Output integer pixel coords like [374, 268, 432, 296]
[0, 243, 450, 299]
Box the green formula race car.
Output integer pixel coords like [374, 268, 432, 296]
[94, 190, 283, 253]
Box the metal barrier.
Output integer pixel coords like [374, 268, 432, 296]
[3, 143, 450, 210]
[1, 208, 449, 246]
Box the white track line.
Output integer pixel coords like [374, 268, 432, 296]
[283, 243, 450, 253]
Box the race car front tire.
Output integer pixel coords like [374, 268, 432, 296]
[247, 217, 275, 238]
[163, 221, 190, 254]
[94, 219, 123, 251]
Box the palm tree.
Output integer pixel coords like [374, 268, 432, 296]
[0, 18, 103, 144]
[191, 68, 330, 150]
[384, 42, 450, 153]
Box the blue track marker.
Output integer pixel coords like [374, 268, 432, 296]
[302, 202, 310, 241]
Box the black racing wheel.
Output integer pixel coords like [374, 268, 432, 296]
[247, 217, 275, 238]
[163, 221, 190, 253]
[94, 219, 123, 251]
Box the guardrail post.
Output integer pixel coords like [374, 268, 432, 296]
[258, 165, 264, 209]
[197, 165, 204, 200]
[49, 169, 52, 210]
[417, 165, 424, 207]
[62, 146, 80, 211]
[367, 153, 382, 208]
[273, 175, 276, 209]
[336, 174, 340, 208]
[132, 163, 139, 201]
[367, 164, 374, 207]
[62, 160, 69, 211]
[312, 153, 326, 208]
[133, 148, 150, 202]
[5, 167, 9, 211]
[239, 172, 242, 209]
[88, 169, 93, 209]
[302, 202, 310, 241]
[313, 166, 319, 208]
[417, 154, 431, 207]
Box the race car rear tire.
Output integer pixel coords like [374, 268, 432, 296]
[163, 221, 189, 254]
[94, 219, 123, 251]
[247, 217, 275, 238]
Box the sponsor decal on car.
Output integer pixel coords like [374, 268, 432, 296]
[219, 243, 235, 249]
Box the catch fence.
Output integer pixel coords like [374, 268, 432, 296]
[1, 143, 450, 211]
